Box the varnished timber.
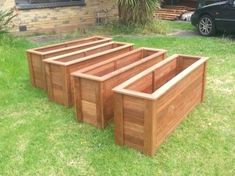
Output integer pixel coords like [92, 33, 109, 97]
[72, 48, 167, 128]
[44, 42, 134, 107]
[27, 36, 112, 90]
[113, 54, 209, 156]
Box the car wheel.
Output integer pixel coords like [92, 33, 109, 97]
[198, 15, 216, 36]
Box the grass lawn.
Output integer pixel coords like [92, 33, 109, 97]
[0, 24, 235, 175]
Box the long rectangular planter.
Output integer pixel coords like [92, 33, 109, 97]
[71, 48, 167, 128]
[27, 36, 111, 90]
[113, 54, 208, 156]
[44, 42, 134, 107]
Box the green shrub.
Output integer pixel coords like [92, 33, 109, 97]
[101, 20, 168, 35]
[118, 0, 159, 25]
[0, 8, 16, 33]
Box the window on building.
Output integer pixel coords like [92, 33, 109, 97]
[15, 0, 85, 9]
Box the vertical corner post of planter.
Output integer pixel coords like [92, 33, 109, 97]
[130, 45, 134, 51]
[63, 66, 71, 107]
[73, 76, 83, 122]
[152, 71, 156, 92]
[26, 51, 35, 87]
[143, 99, 156, 156]
[45, 62, 53, 101]
[41, 55, 47, 90]
[114, 93, 124, 146]
[163, 52, 167, 61]
[96, 82, 105, 128]
[201, 61, 208, 102]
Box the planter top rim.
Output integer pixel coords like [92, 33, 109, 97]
[28, 38, 112, 56]
[113, 54, 209, 100]
[71, 48, 167, 81]
[27, 36, 110, 54]
[43, 42, 134, 66]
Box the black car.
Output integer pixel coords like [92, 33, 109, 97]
[191, 0, 235, 36]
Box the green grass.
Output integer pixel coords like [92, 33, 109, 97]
[0, 28, 235, 175]
[164, 20, 195, 31]
[46, 20, 170, 39]
[91, 20, 196, 35]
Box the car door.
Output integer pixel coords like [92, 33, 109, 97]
[215, 1, 235, 32]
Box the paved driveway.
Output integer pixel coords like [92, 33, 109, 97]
[168, 29, 235, 40]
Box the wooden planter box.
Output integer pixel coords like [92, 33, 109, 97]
[71, 48, 167, 128]
[27, 36, 111, 90]
[44, 42, 134, 107]
[113, 54, 208, 156]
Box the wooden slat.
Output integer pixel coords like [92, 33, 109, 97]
[81, 79, 98, 102]
[143, 100, 155, 156]
[127, 71, 153, 93]
[124, 139, 144, 152]
[73, 77, 83, 122]
[27, 52, 35, 86]
[124, 134, 144, 148]
[201, 62, 208, 102]
[156, 5, 195, 21]
[114, 93, 124, 145]
[32, 36, 110, 53]
[81, 100, 97, 126]
[124, 121, 144, 140]
[96, 82, 104, 128]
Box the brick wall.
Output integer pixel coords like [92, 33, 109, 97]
[1, 0, 118, 34]
[1, 0, 15, 8]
